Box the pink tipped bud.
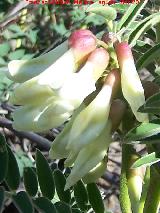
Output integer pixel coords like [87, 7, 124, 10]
[115, 42, 133, 66]
[87, 48, 109, 80]
[71, 35, 97, 61]
[115, 42, 148, 122]
[68, 29, 95, 47]
[104, 69, 121, 98]
[69, 30, 97, 61]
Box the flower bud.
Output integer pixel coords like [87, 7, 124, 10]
[49, 104, 85, 159]
[68, 29, 95, 47]
[64, 121, 112, 190]
[66, 69, 120, 155]
[58, 48, 109, 108]
[115, 42, 148, 122]
[10, 34, 97, 105]
[7, 41, 68, 83]
[127, 154, 145, 213]
[82, 156, 107, 184]
[7, 30, 96, 83]
[12, 98, 73, 132]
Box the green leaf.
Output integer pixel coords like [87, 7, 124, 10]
[110, 3, 129, 13]
[33, 197, 57, 213]
[15, 151, 33, 178]
[36, 149, 55, 200]
[138, 92, 160, 114]
[8, 49, 25, 60]
[86, 3, 117, 21]
[8, 24, 24, 34]
[136, 43, 160, 70]
[0, 43, 10, 57]
[117, 4, 137, 31]
[138, 106, 160, 114]
[0, 134, 8, 183]
[155, 67, 160, 75]
[87, 183, 104, 213]
[5, 145, 20, 190]
[0, 187, 5, 212]
[21, 54, 35, 60]
[132, 152, 160, 168]
[55, 201, 72, 213]
[74, 180, 88, 211]
[12, 191, 34, 213]
[53, 169, 71, 203]
[129, 12, 160, 46]
[24, 167, 38, 197]
[0, 57, 6, 66]
[26, 30, 38, 44]
[117, 0, 148, 31]
[124, 120, 160, 142]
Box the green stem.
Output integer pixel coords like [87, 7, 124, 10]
[119, 144, 132, 213]
[106, 20, 113, 32]
[155, 24, 160, 66]
[97, 39, 108, 50]
[156, 24, 160, 43]
[138, 167, 150, 213]
[143, 166, 160, 213]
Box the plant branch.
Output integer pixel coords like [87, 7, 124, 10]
[0, 116, 51, 150]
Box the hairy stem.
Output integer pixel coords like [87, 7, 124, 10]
[138, 167, 150, 213]
[143, 166, 160, 213]
[119, 144, 132, 213]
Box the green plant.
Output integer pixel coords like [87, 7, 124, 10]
[1, 1, 160, 212]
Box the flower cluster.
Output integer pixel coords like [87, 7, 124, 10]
[7, 29, 148, 189]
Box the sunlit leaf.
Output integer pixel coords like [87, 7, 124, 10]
[132, 152, 160, 168]
[86, 3, 117, 21]
[124, 120, 160, 142]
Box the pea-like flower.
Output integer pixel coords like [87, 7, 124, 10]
[49, 69, 121, 189]
[82, 156, 107, 184]
[58, 47, 109, 108]
[7, 41, 68, 83]
[64, 121, 112, 190]
[115, 42, 148, 122]
[10, 31, 97, 106]
[11, 46, 109, 132]
[7, 29, 96, 83]
[65, 69, 120, 155]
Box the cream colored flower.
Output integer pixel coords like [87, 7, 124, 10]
[115, 42, 148, 122]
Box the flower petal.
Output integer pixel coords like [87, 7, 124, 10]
[115, 42, 148, 122]
[7, 41, 68, 83]
[64, 121, 112, 190]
